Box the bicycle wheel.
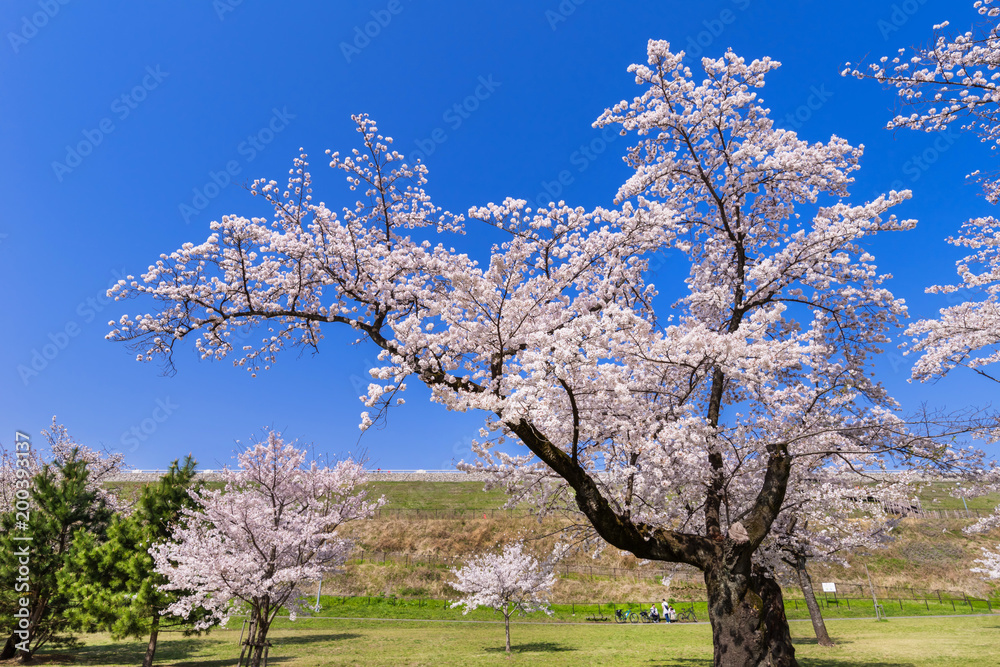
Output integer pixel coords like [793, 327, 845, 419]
[629, 613, 639, 623]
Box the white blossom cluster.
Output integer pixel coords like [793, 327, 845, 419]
[847, 0, 1000, 383]
[450, 541, 557, 618]
[973, 545, 1000, 579]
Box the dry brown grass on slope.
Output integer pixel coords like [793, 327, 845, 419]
[339, 515, 534, 556]
[323, 561, 706, 603]
[339, 513, 703, 578]
[808, 518, 1000, 598]
[337, 512, 1000, 601]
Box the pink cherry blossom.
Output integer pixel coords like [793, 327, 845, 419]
[149, 430, 382, 667]
[0, 418, 127, 514]
[110, 42, 986, 666]
[450, 541, 558, 653]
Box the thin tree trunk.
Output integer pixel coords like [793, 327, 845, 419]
[793, 556, 834, 647]
[142, 613, 160, 667]
[504, 608, 511, 653]
[249, 612, 271, 667]
[250, 623, 264, 667]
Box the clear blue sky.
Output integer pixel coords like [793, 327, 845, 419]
[2, 0, 997, 469]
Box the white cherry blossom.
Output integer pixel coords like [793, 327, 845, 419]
[149, 431, 382, 667]
[450, 542, 558, 653]
[110, 44, 984, 667]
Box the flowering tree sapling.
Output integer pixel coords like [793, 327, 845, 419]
[450, 542, 557, 653]
[108, 42, 983, 666]
[150, 432, 382, 667]
[760, 469, 909, 646]
[956, 470, 1000, 583]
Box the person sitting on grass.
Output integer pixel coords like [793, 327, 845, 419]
[649, 604, 660, 622]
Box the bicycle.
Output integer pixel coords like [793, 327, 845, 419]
[675, 606, 698, 623]
[639, 611, 659, 623]
[614, 608, 640, 623]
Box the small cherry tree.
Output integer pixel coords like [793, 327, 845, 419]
[150, 431, 382, 667]
[450, 542, 557, 653]
[961, 471, 1000, 582]
[760, 468, 909, 647]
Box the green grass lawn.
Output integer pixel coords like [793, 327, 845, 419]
[363, 480, 1000, 514]
[52, 615, 1000, 666]
[364, 481, 511, 510]
[298, 593, 997, 624]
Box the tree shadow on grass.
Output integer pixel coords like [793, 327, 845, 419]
[792, 637, 853, 646]
[483, 642, 576, 654]
[69, 633, 354, 667]
[268, 633, 362, 646]
[789, 662, 916, 667]
[0, 654, 77, 665]
[649, 661, 915, 667]
[71, 637, 285, 667]
[150, 633, 360, 667]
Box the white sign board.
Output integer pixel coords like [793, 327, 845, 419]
[821, 582, 837, 593]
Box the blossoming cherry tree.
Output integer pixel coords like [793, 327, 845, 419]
[450, 542, 557, 653]
[149, 432, 382, 667]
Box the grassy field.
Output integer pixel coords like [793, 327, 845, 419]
[41, 615, 1000, 666]
[366, 481, 511, 510]
[302, 593, 999, 623]
[32, 480, 997, 665]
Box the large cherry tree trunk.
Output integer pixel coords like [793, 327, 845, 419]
[704, 562, 798, 667]
[705, 563, 768, 666]
[513, 420, 799, 667]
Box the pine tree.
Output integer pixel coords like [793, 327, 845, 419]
[61, 457, 204, 667]
[0, 450, 111, 661]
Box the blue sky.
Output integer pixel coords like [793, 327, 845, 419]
[2, 0, 998, 469]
